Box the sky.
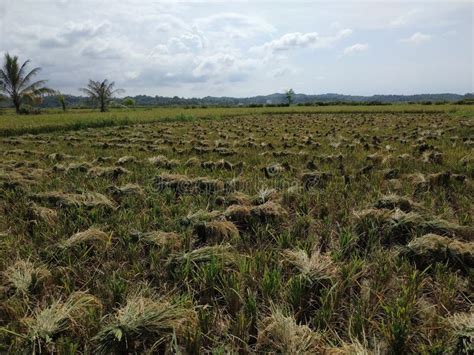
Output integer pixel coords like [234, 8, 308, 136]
[0, 0, 472, 97]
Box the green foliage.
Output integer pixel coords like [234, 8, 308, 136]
[57, 93, 67, 112]
[285, 88, 295, 105]
[382, 271, 424, 354]
[0, 53, 55, 114]
[80, 79, 124, 112]
[123, 97, 135, 107]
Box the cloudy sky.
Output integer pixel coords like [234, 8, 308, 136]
[1, 0, 472, 97]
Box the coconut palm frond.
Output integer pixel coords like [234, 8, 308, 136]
[0, 53, 54, 113]
[79, 79, 124, 112]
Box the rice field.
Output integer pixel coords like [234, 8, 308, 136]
[0, 104, 471, 137]
[0, 109, 473, 353]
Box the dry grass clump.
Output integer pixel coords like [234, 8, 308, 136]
[181, 209, 222, 225]
[64, 162, 94, 173]
[153, 172, 190, 191]
[52, 163, 87, 173]
[201, 159, 242, 171]
[87, 166, 130, 179]
[214, 147, 236, 156]
[366, 152, 385, 165]
[173, 244, 236, 266]
[23, 292, 99, 346]
[445, 311, 474, 354]
[4, 148, 43, 157]
[0, 169, 45, 188]
[224, 176, 246, 193]
[192, 145, 211, 154]
[301, 171, 332, 189]
[404, 234, 474, 272]
[408, 171, 467, 192]
[106, 183, 145, 200]
[61, 228, 111, 249]
[94, 292, 196, 353]
[253, 188, 279, 205]
[219, 200, 287, 229]
[157, 173, 194, 193]
[354, 207, 474, 247]
[226, 192, 252, 206]
[427, 171, 466, 187]
[138, 230, 182, 250]
[251, 201, 288, 224]
[116, 155, 138, 165]
[382, 168, 400, 180]
[460, 155, 473, 168]
[28, 203, 58, 225]
[262, 163, 287, 178]
[194, 220, 239, 244]
[323, 341, 377, 354]
[353, 208, 423, 247]
[421, 150, 443, 164]
[194, 177, 225, 194]
[257, 306, 323, 353]
[282, 249, 338, 282]
[422, 219, 474, 242]
[317, 153, 344, 163]
[92, 156, 113, 164]
[216, 191, 252, 207]
[153, 173, 225, 195]
[374, 194, 421, 212]
[3, 260, 50, 294]
[184, 157, 200, 167]
[47, 152, 74, 161]
[31, 191, 117, 209]
[224, 204, 252, 228]
[148, 155, 179, 169]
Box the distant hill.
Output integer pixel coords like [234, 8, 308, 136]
[2, 92, 473, 109]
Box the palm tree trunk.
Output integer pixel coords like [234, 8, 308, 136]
[13, 96, 21, 114]
[100, 96, 106, 112]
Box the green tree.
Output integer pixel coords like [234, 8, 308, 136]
[123, 97, 135, 107]
[285, 88, 295, 105]
[80, 79, 124, 112]
[57, 93, 67, 112]
[0, 53, 55, 114]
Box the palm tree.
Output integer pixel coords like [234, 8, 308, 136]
[80, 79, 124, 112]
[0, 53, 55, 114]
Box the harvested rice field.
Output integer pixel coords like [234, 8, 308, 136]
[0, 111, 473, 353]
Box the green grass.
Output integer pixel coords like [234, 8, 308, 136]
[0, 104, 472, 136]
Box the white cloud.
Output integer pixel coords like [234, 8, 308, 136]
[271, 66, 293, 78]
[150, 32, 205, 56]
[195, 12, 275, 38]
[343, 43, 369, 55]
[400, 32, 432, 44]
[253, 29, 352, 52]
[192, 52, 255, 83]
[154, 14, 189, 33]
[389, 9, 419, 27]
[39, 21, 110, 49]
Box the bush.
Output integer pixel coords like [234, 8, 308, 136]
[19, 105, 42, 115]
